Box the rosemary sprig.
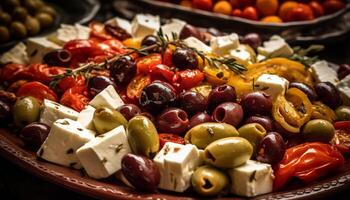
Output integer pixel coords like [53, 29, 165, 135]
[288, 44, 324, 68]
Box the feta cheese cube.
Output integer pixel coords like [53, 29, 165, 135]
[153, 142, 202, 192]
[183, 37, 212, 53]
[131, 14, 160, 38]
[337, 74, 350, 106]
[106, 17, 132, 34]
[159, 19, 186, 41]
[254, 74, 289, 99]
[257, 35, 293, 58]
[0, 42, 29, 65]
[89, 85, 124, 109]
[48, 24, 91, 46]
[40, 99, 79, 127]
[25, 37, 61, 63]
[256, 54, 266, 62]
[37, 118, 95, 169]
[310, 60, 339, 85]
[77, 106, 96, 130]
[230, 45, 254, 66]
[228, 160, 274, 197]
[77, 126, 131, 179]
[211, 33, 240, 56]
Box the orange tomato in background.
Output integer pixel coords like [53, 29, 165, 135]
[213, 1, 232, 15]
[180, 0, 192, 7]
[242, 6, 259, 20]
[286, 3, 315, 21]
[256, 0, 279, 16]
[192, 0, 213, 11]
[261, 15, 283, 23]
[279, 1, 299, 21]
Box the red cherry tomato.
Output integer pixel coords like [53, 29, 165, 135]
[60, 85, 90, 112]
[57, 75, 86, 93]
[322, 0, 346, 14]
[287, 4, 315, 21]
[172, 69, 204, 91]
[126, 74, 152, 100]
[17, 81, 58, 102]
[232, 8, 243, 17]
[192, 0, 213, 11]
[162, 47, 174, 67]
[242, 6, 259, 21]
[309, 1, 325, 17]
[149, 64, 175, 83]
[136, 53, 162, 74]
[159, 133, 185, 149]
[27, 64, 66, 85]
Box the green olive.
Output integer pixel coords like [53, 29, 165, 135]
[38, 6, 57, 17]
[12, 7, 29, 22]
[238, 123, 266, 154]
[335, 106, 350, 121]
[10, 21, 27, 39]
[23, 0, 41, 14]
[35, 12, 53, 28]
[191, 165, 229, 196]
[204, 137, 253, 168]
[0, 26, 10, 43]
[302, 119, 335, 143]
[127, 115, 159, 157]
[0, 12, 12, 25]
[2, 0, 21, 11]
[93, 107, 128, 135]
[13, 96, 41, 126]
[185, 122, 239, 149]
[190, 84, 212, 98]
[25, 16, 40, 35]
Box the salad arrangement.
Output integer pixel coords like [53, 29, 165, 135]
[0, 14, 350, 197]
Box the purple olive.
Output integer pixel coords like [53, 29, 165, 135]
[117, 104, 142, 121]
[289, 82, 317, 102]
[189, 112, 213, 128]
[172, 47, 198, 69]
[178, 91, 207, 116]
[110, 55, 136, 85]
[241, 91, 273, 116]
[104, 24, 131, 41]
[213, 102, 243, 127]
[244, 115, 274, 132]
[43, 49, 71, 66]
[157, 108, 189, 135]
[256, 132, 286, 165]
[19, 122, 50, 150]
[121, 153, 160, 192]
[315, 82, 342, 109]
[179, 24, 201, 40]
[241, 33, 262, 49]
[88, 76, 116, 97]
[139, 81, 177, 114]
[338, 64, 350, 80]
[207, 85, 236, 111]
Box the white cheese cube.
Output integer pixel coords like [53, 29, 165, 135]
[0, 42, 29, 65]
[89, 85, 124, 109]
[183, 36, 212, 53]
[77, 105, 96, 130]
[254, 74, 289, 99]
[131, 14, 160, 38]
[106, 17, 132, 34]
[310, 60, 339, 85]
[211, 33, 240, 56]
[337, 74, 350, 106]
[25, 37, 61, 63]
[228, 160, 274, 197]
[257, 35, 293, 58]
[40, 99, 79, 127]
[48, 24, 91, 46]
[230, 45, 254, 66]
[153, 142, 202, 192]
[37, 118, 95, 169]
[256, 54, 266, 62]
[159, 19, 186, 41]
[77, 126, 131, 179]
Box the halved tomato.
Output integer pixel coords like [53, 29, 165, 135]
[126, 74, 152, 100]
[17, 81, 58, 102]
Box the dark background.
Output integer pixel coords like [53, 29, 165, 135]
[1, 1, 350, 200]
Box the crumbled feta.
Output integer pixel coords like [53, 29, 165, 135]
[89, 85, 124, 110]
[254, 74, 289, 99]
[39, 99, 79, 127]
[0, 42, 29, 65]
[257, 35, 293, 58]
[211, 33, 240, 56]
[310, 60, 339, 85]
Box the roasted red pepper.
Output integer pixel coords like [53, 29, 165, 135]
[60, 84, 90, 112]
[273, 142, 344, 191]
[172, 69, 204, 91]
[16, 81, 58, 102]
[126, 74, 152, 101]
[159, 133, 185, 149]
[136, 53, 162, 74]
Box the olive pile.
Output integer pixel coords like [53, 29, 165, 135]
[0, 0, 57, 43]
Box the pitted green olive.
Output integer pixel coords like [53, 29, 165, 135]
[204, 137, 253, 168]
[35, 13, 53, 28]
[191, 165, 229, 196]
[302, 119, 335, 143]
[13, 96, 40, 126]
[10, 21, 27, 39]
[127, 115, 159, 157]
[335, 106, 350, 121]
[184, 122, 239, 149]
[93, 107, 127, 135]
[238, 123, 266, 153]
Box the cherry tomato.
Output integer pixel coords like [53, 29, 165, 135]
[232, 8, 243, 17]
[126, 74, 152, 100]
[322, 0, 345, 15]
[103, 39, 126, 54]
[17, 81, 58, 102]
[27, 64, 66, 85]
[309, 1, 325, 17]
[0, 63, 32, 83]
[149, 64, 175, 83]
[242, 6, 259, 21]
[287, 4, 314, 21]
[60, 85, 90, 112]
[89, 22, 112, 41]
[162, 47, 174, 67]
[159, 133, 185, 149]
[136, 53, 162, 74]
[192, 0, 213, 11]
[172, 69, 204, 91]
[331, 129, 350, 154]
[57, 75, 86, 93]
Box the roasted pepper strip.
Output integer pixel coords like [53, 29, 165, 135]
[311, 101, 336, 123]
[274, 142, 344, 191]
[272, 88, 312, 134]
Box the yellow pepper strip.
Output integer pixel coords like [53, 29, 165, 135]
[311, 101, 336, 123]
